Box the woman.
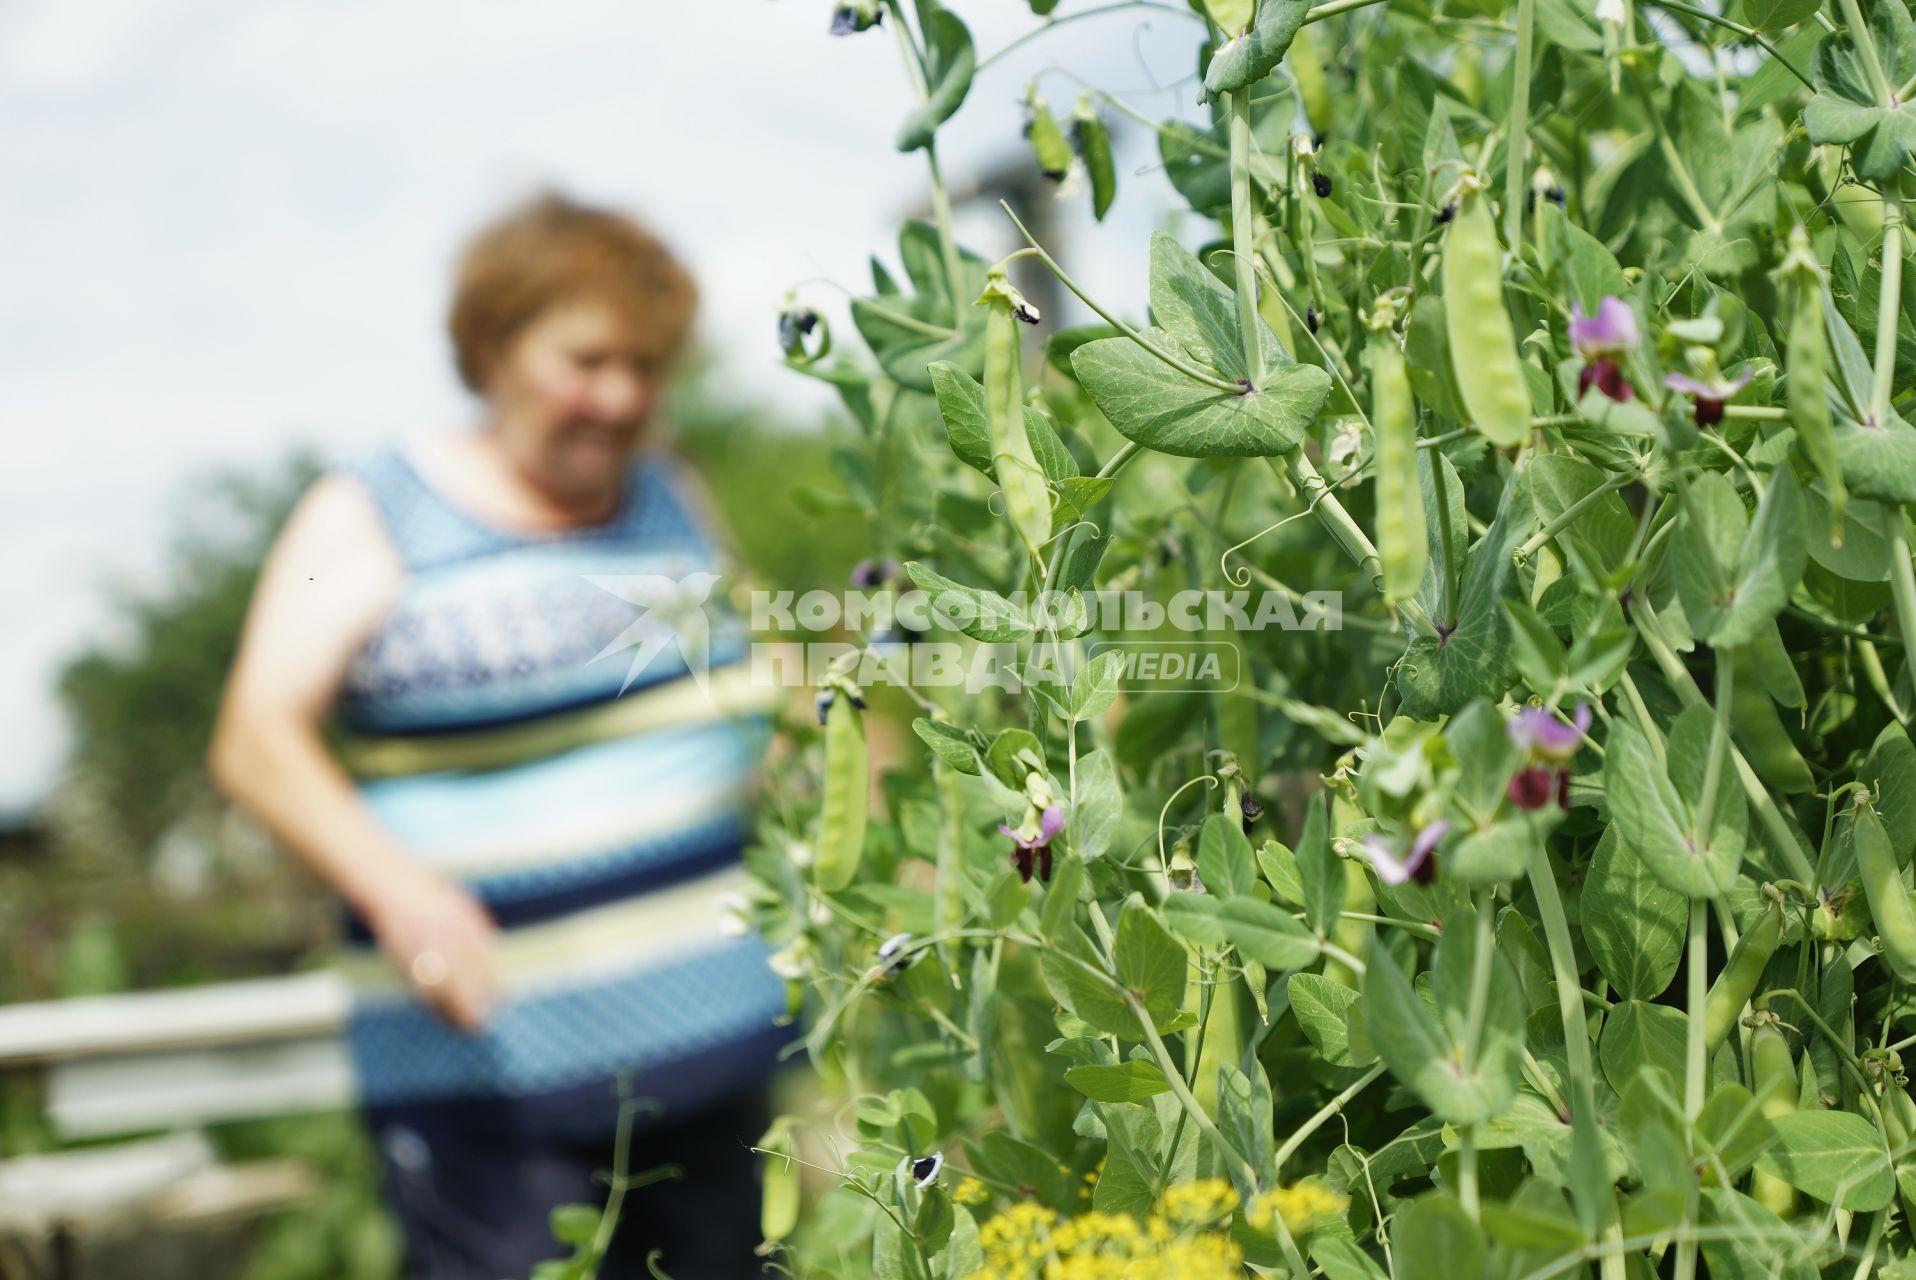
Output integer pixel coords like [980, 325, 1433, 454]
[209, 193, 786, 1279]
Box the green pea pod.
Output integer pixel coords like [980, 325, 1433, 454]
[814, 691, 868, 892]
[1368, 333, 1426, 604]
[1729, 648, 1814, 795]
[1703, 893, 1784, 1049]
[1440, 186, 1531, 447]
[1776, 228, 1844, 534]
[1855, 798, 1916, 982]
[759, 1118, 801, 1243]
[1023, 87, 1073, 182]
[1071, 95, 1116, 222]
[1288, 25, 1333, 134]
[980, 271, 1053, 559]
[1750, 1020, 1797, 1217]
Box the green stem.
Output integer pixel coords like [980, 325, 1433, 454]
[1227, 89, 1267, 391]
[1302, 0, 1392, 21]
[1504, 0, 1536, 251]
[976, 0, 1199, 73]
[1644, 0, 1815, 88]
[1272, 1063, 1388, 1171]
[1274, 451, 1436, 636]
[1526, 837, 1605, 1228]
[1674, 895, 1708, 1280]
[1514, 472, 1633, 562]
[999, 203, 1246, 394]
[1695, 644, 1733, 839]
[1873, 196, 1902, 429]
[1457, 1126, 1480, 1221]
[1839, 0, 1897, 106]
[884, 1, 963, 303]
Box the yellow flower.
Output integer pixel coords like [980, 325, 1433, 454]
[955, 1176, 990, 1206]
[1160, 1177, 1240, 1226]
[1247, 1178, 1349, 1236]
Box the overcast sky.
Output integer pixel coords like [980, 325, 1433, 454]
[0, 0, 1214, 816]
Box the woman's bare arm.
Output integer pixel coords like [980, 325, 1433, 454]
[207, 471, 500, 1030]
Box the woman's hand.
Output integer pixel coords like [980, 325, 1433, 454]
[360, 861, 503, 1033]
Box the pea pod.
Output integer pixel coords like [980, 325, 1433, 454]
[1440, 185, 1531, 447]
[1070, 95, 1116, 221]
[980, 270, 1053, 560]
[814, 689, 868, 892]
[1703, 892, 1784, 1049]
[1776, 227, 1845, 533]
[1854, 798, 1916, 982]
[1368, 332, 1426, 604]
[760, 1117, 801, 1243]
[1749, 1019, 1797, 1217]
[1023, 86, 1073, 182]
[1729, 648, 1814, 795]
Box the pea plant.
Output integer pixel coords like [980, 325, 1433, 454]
[738, 0, 1916, 1274]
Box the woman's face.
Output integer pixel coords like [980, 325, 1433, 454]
[483, 297, 664, 499]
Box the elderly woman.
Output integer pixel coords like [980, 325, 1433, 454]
[209, 193, 785, 1279]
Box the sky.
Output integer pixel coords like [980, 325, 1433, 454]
[0, 0, 1216, 817]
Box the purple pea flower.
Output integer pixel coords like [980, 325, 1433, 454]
[1507, 703, 1592, 763]
[999, 805, 1065, 883]
[1363, 820, 1449, 886]
[1664, 368, 1753, 427]
[1569, 297, 1639, 403]
[1507, 704, 1591, 811]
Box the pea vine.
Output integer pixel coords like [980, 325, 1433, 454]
[737, 0, 1916, 1275]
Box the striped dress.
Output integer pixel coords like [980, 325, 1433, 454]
[326, 440, 787, 1139]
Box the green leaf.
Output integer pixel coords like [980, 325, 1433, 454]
[1296, 793, 1345, 934]
[1072, 749, 1123, 861]
[1147, 231, 1294, 382]
[548, 1203, 601, 1248]
[1041, 923, 1140, 1039]
[912, 718, 982, 775]
[1198, 812, 1258, 898]
[896, 10, 975, 152]
[1803, 0, 1916, 181]
[1114, 898, 1187, 1031]
[1674, 467, 1807, 648]
[904, 562, 1030, 642]
[1397, 474, 1531, 718]
[1754, 1110, 1895, 1211]
[1603, 718, 1741, 898]
[1040, 853, 1084, 941]
[1070, 328, 1331, 457]
[1217, 897, 1322, 969]
[1364, 908, 1523, 1125]
[1581, 825, 1686, 1000]
[1162, 892, 1229, 945]
[1203, 0, 1312, 96]
[1069, 650, 1125, 722]
[1064, 1060, 1172, 1103]
[1598, 1000, 1688, 1096]
[1289, 971, 1370, 1067]
[851, 223, 990, 393]
[1392, 1193, 1486, 1280]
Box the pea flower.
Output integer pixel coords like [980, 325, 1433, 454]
[1000, 805, 1065, 883]
[1568, 297, 1639, 402]
[829, 0, 881, 34]
[872, 932, 917, 981]
[1363, 820, 1449, 886]
[1664, 368, 1753, 427]
[910, 1153, 944, 1186]
[1507, 703, 1591, 810]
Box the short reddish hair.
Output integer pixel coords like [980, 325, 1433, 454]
[447, 192, 698, 393]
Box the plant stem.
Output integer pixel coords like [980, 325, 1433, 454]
[1644, 0, 1815, 88]
[999, 203, 1246, 394]
[1695, 644, 1733, 839]
[1227, 89, 1267, 391]
[1457, 1125, 1480, 1221]
[884, 1, 963, 303]
[1302, 0, 1391, 20]
[1674, 895, 1708, 1280]
[1504, 0, 1536, 251]
[1273, 1062, 1388, 1171]
[1525, 837, 1605, 1232]
[1514, 472, 1633, 562]
[1873, 196, 1903, 429]
[1272, 451, 1437, 636]
[975, 0, 1200, 73]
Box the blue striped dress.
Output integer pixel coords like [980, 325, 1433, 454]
[326, 441, 788, 1139]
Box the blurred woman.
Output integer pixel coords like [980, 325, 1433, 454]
[209, 192, 785, 1280]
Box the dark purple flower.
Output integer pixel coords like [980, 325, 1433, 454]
[1569, 298, 1639, 404]
[1508, 766, 1559, 811]
[1665, 369, 1753, 427]
[1363, 820, 1449, 886]
[1240, 793, 1264, 833]
[1507, 704, 1592, 764]
[999, 806, 1066, 883]
[850, 559, 901, 589]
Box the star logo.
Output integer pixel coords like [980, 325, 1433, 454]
[581, 572, 721, 698]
